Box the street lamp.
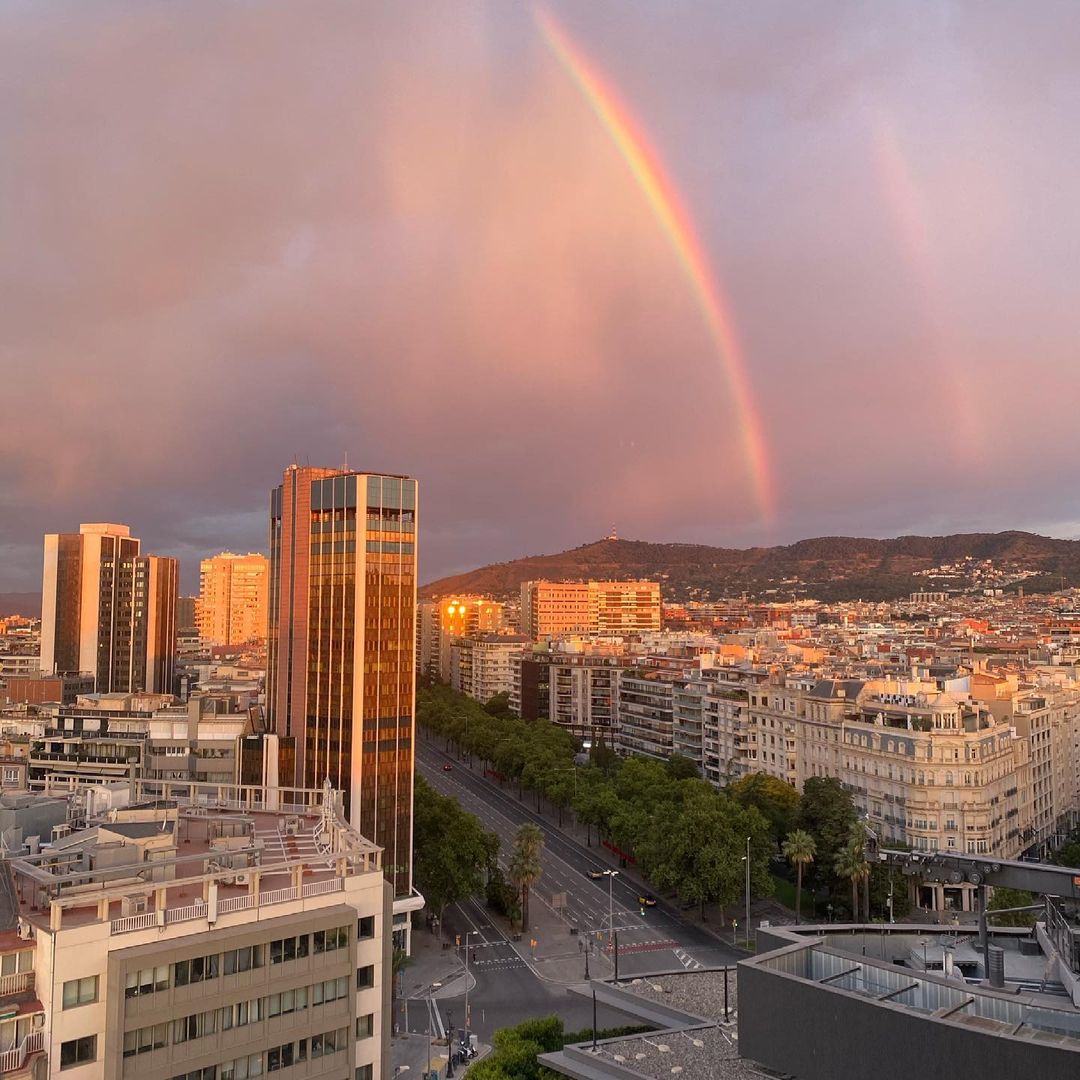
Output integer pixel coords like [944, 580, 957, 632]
[427, 982, 442, 1080]
[741, 836, 751, 947]
[463, 931, 475, 1049]
[602, 869, 619, 942]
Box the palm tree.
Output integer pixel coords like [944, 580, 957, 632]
[509, 823, 544, 933]
[834, 838, 869, 921]
[782, 829, 816, 924]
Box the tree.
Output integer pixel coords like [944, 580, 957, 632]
[797, 776, 858, 894]
[782, 829, 816, 923]
[413, 776, 499, 927]
[729, 773, 800, 851]
[484, 692, 515, 720]
[509, 823, 545, 933]
[666, 753, 700, 781]
[987, 887, 1038, 928]
[833, 837, 870, 920]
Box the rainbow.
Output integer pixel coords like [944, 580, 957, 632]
[536, 7, 775, 521]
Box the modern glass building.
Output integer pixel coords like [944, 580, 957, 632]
[267, 466, 417, 902]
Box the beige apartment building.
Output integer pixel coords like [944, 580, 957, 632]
[449, 634, 529, 702]
[520, 581, 660, 640]
[197, 553, 269, 646]
[5, 777, 391, 1080]
[40, 524, 178, 695]
[793, 679, 1037, 910]
[416, 597, 505, 683]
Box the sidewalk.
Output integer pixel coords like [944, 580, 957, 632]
[402, 922, 477, 1001]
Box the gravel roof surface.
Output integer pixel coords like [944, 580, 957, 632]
[595, 1027, 759, 1080]
[620, 970, 738, 1024]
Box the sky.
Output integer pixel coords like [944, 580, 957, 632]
[3, 0, 1080, 593]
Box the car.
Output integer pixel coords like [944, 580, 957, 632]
[442, 763, 453, 771]
[587, 869, 605, 880]
[638, 894, 656, 907]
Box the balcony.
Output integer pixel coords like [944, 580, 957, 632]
[0, 1030, 44, 1074]
[0, 972, 33, 998]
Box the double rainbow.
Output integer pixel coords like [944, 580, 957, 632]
[536, 8, 775, 521]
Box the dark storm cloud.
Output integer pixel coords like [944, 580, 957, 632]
[3, 0, 1080, 592]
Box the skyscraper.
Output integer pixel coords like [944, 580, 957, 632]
[197, 551, 269, 645]
[40, 523, 178, 694]
[267, 465, 418, 903]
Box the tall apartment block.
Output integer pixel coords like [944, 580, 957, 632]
[266, 466, 419, 914]
[416, 597, 505, 682]
[197, 552, 269, 646]
[3, 776, 391, 1080]
[520, 580, 661, 639]
[40, 524, 178, 695]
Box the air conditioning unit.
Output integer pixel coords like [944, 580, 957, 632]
[16, 920, 32, 941]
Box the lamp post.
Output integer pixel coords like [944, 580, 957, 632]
[427, 982, 442, 1080]
[742, 836, 751, 947]
[463, 931, 474, 1049]
[446, 1010, 455, 1078]
[603, 869, 619, 942]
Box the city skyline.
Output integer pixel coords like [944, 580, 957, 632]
[5, 2, 1080, 590]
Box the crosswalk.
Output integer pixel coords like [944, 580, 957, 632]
[673, 948, 703, 970]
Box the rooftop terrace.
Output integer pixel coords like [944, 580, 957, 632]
[9, 777, 381, 936]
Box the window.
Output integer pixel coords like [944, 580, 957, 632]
[174, 954, 218, 986]
[356, 1066, 374, 1080]
[123, 1024, 167, 1057]
[358, 916, 375, 940]
[173, 1010, 216, 1044]
[60, 1035, 96, 1069]
[267, 1043, 294, 1072]
[270, 934, 309, 964]
[63, 976, 98, 1009]
[224, 946, 260, 975]
[313, 926, 349, 954]
[313, 977, 348, 1006]
[125, 966, 169, 998]
[268, 987, 307, 1017]
[357, 1013, 374, 1039]
[357, 965, 374, 990]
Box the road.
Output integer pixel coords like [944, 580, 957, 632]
[418, 735, 740, 976]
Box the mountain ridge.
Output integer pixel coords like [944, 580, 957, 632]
[420, 531, 1080, 603]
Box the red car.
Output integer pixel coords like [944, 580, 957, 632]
[443, 763, 453, 771]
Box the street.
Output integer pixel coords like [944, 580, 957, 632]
[417, 735, 741, 976]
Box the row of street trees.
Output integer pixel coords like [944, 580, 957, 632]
[418, 686, 774, 921]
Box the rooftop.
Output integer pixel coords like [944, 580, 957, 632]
[9, 778, 382, 937]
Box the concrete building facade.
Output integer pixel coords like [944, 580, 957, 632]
[6, 777, 391, 1080]
[39, 524, 178, 696]
[197, 553, 269, 647]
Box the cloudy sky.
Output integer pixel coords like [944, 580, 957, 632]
[3, 0, 1080, 593]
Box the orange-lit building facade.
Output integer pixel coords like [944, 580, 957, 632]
[520, 579, 661, 638]
[417, 596, 505, 682]
[39, 523, 178, 694]
[197, 551, 269, 645]
[267, 466, 417, 900]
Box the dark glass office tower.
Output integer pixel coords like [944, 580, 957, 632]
[267, 466, 417, 898]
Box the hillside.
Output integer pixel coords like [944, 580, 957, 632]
[421, 532, 1080, 603]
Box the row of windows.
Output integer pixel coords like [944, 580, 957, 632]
[129, 978, 372, 1053]
[170, 1027, 354, 1080]
[128, 925, 358, 1000]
